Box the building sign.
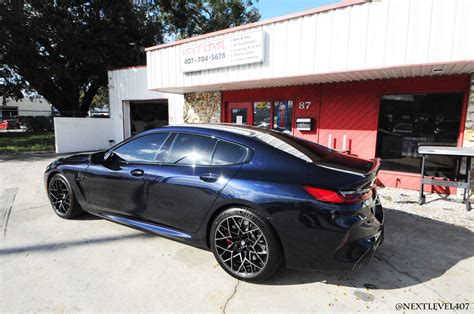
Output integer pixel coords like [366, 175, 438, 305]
[181, 30, 264, 73]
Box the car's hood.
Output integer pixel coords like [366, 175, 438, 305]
[45, 152, 92, 173]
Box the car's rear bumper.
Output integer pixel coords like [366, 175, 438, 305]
[334, 202, 384, 270]
[273, 192, 385, 271]
[352, 229, 384, 269]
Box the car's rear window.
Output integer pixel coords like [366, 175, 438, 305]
[253, 131, 333, 162]
[211, 141, 248, 165]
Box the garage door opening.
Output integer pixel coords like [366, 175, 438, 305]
[129, 100, 168, 137]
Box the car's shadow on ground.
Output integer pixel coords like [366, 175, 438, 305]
[264, 208, 473, 289]
[75, 212, 102, 220]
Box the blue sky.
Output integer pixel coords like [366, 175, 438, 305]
[256, 0, 340, 20]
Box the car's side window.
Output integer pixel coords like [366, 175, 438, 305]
[211, 141, 248, 166]
[114, 133, 170, 162]
[166, 133, 217, 165]
[155, 133, 176, 163]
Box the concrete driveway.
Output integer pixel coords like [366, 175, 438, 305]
[1, 154, 473, 312]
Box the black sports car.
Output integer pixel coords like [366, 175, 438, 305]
[45, 124, 384, 282]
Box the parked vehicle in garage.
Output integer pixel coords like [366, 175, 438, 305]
[44, 124, 384, 282]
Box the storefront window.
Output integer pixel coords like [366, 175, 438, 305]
[273, 101, 293, 132]
[376, 93, 464, 177]
[253, 102, 272, 128]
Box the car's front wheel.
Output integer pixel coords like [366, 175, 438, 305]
[210, 207, 283, 282]
[48, 173, 84, 219]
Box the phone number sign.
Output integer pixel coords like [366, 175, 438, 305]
[180, 30, 264, 73]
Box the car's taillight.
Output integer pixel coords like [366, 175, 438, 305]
[303, 186, 372, 204]
[303, 186, 345, 204]
[340, 189, 373, 204]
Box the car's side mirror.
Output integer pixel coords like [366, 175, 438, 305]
[103, 151, 126, 170]
[103, 151, 113, 162]
[104, 151, 121, 164]
[90, 150, 107, 164]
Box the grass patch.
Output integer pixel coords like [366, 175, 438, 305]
[0, 131, 55, 154]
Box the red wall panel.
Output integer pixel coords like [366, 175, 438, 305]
[318, 81, 379, 160]
[378, 170, 454, 194]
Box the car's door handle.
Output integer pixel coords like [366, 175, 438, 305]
[199, 173, 219, 183]
[130, 169, 144, 177]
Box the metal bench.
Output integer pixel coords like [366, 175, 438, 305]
[418, 146, 474, 211]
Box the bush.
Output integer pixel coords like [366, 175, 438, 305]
[18, 116, 54, 132]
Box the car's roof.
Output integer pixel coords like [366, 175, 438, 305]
[144, 123, 281, 138]
[142, 124, 316, 162]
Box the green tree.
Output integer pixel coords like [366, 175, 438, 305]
[1, 0, 163, 116]
[88, 86, 109, 110]
[0, 66, 27, 105]
[0, 0, 260, 117]
[159, 0, 260, 39]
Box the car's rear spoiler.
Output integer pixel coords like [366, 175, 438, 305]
[368, 158, 381, 176]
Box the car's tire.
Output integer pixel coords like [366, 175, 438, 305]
[48, 173, 84, 219]
[210, 206, 283, 283]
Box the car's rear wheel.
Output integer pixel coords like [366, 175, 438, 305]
[48, 173, 83, 219]
[210, 207, 283, 282]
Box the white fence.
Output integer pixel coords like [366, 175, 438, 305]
[54, 117, 116, 154]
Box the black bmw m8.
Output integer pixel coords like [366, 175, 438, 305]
[45, 124, 384, 282]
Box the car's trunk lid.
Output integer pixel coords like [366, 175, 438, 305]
[315, 153, 380, 177]
[307, 152, 381, 191]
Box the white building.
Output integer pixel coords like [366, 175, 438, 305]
[108, 66, 184, 142]
[54, 66, 184, 153]
[1, 96, 52, 118]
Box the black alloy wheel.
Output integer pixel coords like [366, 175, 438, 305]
[211, 207, 283, 282]
[48, 173, 83, 219]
